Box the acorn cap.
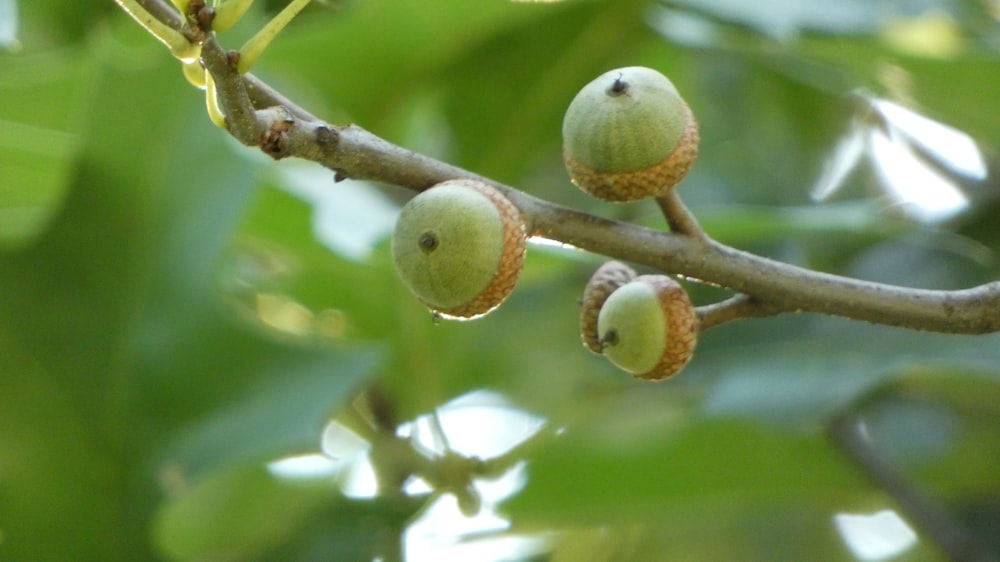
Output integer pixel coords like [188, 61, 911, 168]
[580, 261, 637, 353]
[562, 66, 699, 202]
[391, 179, 526, 319]
[597, 274, 699, 380]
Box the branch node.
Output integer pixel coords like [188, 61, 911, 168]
[183, 0, 208, 44]
[196, 5, 215, 32]
[316, 125, 340, 150]
[260, 114, 295, 159]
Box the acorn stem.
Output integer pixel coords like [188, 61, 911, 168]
[655, 189, 706, 240]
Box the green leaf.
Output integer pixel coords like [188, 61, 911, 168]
[0, 21, 382, 561]
[693, 321, 1000, 426]
[154, 463, 423, 561]
[668, 0, 881, 38]
[0, 49, 90, 249]
[263, 0, 558, 129]
[0, 325, 125, 562]
[502, 418, 867, 525]
[693, 201, 901, 247]
[161, 346, 379, 481]
[865, 370, 1000, 500]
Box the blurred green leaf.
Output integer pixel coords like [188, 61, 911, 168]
[0, 324, 125, 561]
[262, 0, 563, 128]
[0, 49, 90, 249]
[667, 0, 881, 38]
[154, 464, 336, 560]
[154, 463, 422, 561]
[0, 14, 381, 561]
[161, 346, 379, 480]
[693, 201, 901, 246]
[865, 371, 1000, 499]
[694, 322, 1000, 425]
[502, 417, 867, 524]
[546, 507, 859, 562]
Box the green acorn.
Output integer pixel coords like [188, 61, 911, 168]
[597, 275, 699, 380]
[563, 66, 699, 202]
[391, 179, 526, 319]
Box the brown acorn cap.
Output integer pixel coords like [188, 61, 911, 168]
[580, 261, 637, 353]
[438, 181, 526, 319]
[644, 275, 699, 380]
[564, 104, 699, 202]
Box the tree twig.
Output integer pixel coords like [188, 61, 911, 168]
[696, 295, 782, 330]
[118, 0, 1000, 336]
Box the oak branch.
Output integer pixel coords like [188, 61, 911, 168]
[125, 0, 1000, 335]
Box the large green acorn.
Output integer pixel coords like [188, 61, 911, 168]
[562, 66, 699, 202]
[391, 179, 527, 319]
[597, 275, 699, 380]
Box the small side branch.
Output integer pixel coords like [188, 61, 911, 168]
[199, 35, 263, 143]
[116, 0, 195, 58]
[697, 295, 782, 330]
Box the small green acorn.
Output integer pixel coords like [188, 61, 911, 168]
[580, 261, 637, 354]
[391, 179, 526, 319]
[563, 66, 699, 202]
[597, 275, 699, 380]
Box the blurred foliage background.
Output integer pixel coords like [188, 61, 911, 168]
[2, 0, 1000, 560]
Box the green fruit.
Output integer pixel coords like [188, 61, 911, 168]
[597, 275, 698, 380]
[391, 179, 526, 319]
[563, 66, 699, 202]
